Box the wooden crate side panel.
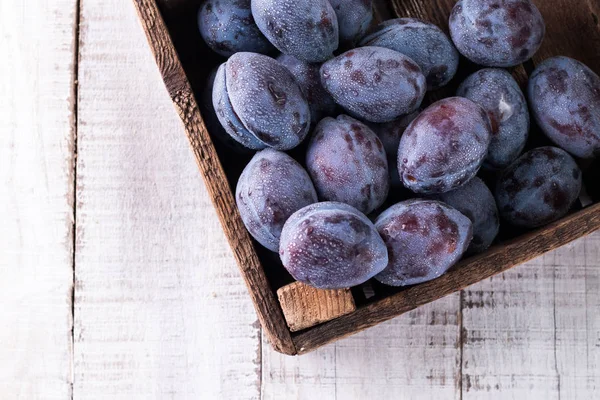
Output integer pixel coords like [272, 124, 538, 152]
[131, 0, 296, 355]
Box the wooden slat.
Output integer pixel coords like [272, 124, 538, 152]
[73, 0, 261, 398]
[463, 232, 600, 399]
[131, 0, 296, 355]
[263, 297, 462, 399]
[293, 204, 600, 354]
[0, 1, 77, 398]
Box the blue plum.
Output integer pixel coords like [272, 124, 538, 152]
[360, 18, 459, 90]
[374, 199, 473, 287]
[198, 0, 275, 57]
[320, 46, 426, 123]
[528, 56, 600, 159]
[277, 54, 337, 123]
[306, 115, 389, 214]
[201, 67, 252, 153]
[279, 202, 388, 289]
[212, 52, 311, 150]
[457, 68, 530, 170]
[329, 0, 373, 46]
[449, 0, 545, 67]
[251, 0, 338, 62]
[430, 177, 499, 254]
[495, 147, 582, 228]
[236, 149, 318, 252]
[398, 97, 492, 194]
[213, 63, 268, 150]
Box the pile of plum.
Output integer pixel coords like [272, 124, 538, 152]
[199, 0, 600, 290]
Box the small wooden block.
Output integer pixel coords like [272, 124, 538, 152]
[277, 282, 356, 332]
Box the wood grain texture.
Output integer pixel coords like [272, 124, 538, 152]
[73, 1, 260, 398]
[462, 232, 600, 399]
[278, 283, 356, 332]
[131, 0, 295, 355]
[0, 1, 77, 398]
[263, 296, 462, 399]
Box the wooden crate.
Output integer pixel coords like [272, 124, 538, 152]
[132, 0, 600, 355]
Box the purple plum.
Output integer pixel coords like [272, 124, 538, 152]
[457, 68, 529, 170]
[449, 0, 545, 67]
[375, 199, 473, 286]
[279, 202, 388, 289]
[495, 147, 582, 228]
[306, 115, 390, 214]
[528, 56, 600, 159]
[236, 149, 318, 251]
[320, 46, 426, 123]
[398, 97, 492, 194]
[360, 18, 459, 90]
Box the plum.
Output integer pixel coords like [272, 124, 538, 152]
[360, 18, 459, 90]
[528, 56, 600, 159]
[449, 0, 545, 67]
[251, 0, 338, 62]
[279, 202, 388, 289]
[277, 54, 337, 123]
[213, 64, 268, 150]
[212, 52, 311, 150]
[457, 68, 529, 170]
[306, 115, 390, 214]
[201, 67, 253, 153]
[320, 46, 426, 123]
[198, 0, 275, 57]
[430, 177, 499, 254]
[398, 97, 492, 194]
[329, 0, 373, 46]
[374, 199, 473, 287]
[236, 149, 318, 252]
[495, 147, 582, 228]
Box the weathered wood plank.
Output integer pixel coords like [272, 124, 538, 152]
[73, 0, 261, 398]
[0, 1, 77, 398]
[134, 0, 296, 355]
[554, 233, 600, 399]
[263, 296, 461, 399]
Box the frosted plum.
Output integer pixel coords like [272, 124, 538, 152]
[320, 46, 426, 123]
[277, 54, 337, 123]
[457, 68, 529, 170]
[431, 177, 499, 254]
[212, 52, 311, 150]
[236, 149, 318, 252]
[528, 56, 600, 159]
[306, 115, 390, 215]
[279, 202, 388, 289]
[198, 0, 275, 57]
[201, 67, 252, 153]
[449, 0, 545, 67]
[495, 147, 582, 228]
[375, 199, 473, 287]
[329, 0, 373, 46]
[251, 0, 339, 62]
[360, 18, 459, 90]
[398, 97, 492, 194]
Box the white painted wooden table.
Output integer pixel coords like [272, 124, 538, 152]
[1, 0, 598, 399]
